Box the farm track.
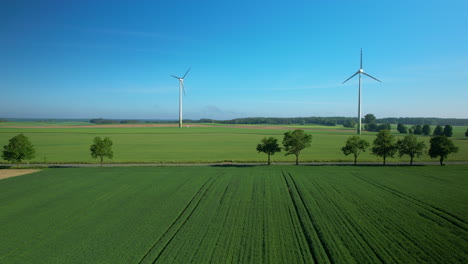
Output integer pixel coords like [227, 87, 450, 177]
[138, 176, 216, 264]
[282, 171, 333, 264]
[352, 172, 468, 232]
[0, 166, 466, 263]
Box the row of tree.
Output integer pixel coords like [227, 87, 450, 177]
[90, 118, 142, 124]
[256, 129, 459, 166]
[256, 130, 312, 165]
[397, 124, 454, 137]
[341, 131, 458, 165]
[1, 134, 113, 166]
[1, 131, 462, 166]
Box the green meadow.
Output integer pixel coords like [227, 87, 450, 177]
[1, 124, 467, 164]
[0, 166, 466, 263]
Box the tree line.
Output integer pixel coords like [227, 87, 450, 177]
[256, 129, 460, 166]
[2, 135, 113, 167]
[2, 129, 465, 166]
[397, 123, 454, 137]
[89, 115, 468, 127]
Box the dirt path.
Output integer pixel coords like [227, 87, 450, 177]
[0, 169, 40, 180]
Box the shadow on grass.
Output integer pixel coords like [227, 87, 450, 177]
[210, 164, 259, 168]
[302, 163, 426, 167]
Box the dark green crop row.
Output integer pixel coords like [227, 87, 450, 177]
[0, 165, 466, 263]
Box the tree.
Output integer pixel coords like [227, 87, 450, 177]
[371, 130, 397, 165]
[443, 125, 453, 137]
[282, 129, 312, 165]
[343, 119, 356, 128]
[429, 136, 458, 166]
[341, 136, 370, 165]
[90, 137, 114, 167]
[433, 125, 444, 136]
[465, 128, 468, 137]
[397, 123, 408, 134]
[422, 124, 431, 136]
[2, 134, 35, 165]
[377, 124, 391, 132]
[413, 125, 423, 135]
[364, 113, 376, 124]
[365, 123, 378, 132]
[397, 135, 426, 165]
[256, 137, 281, 165]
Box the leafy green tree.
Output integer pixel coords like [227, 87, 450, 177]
[433, 125, 444, 136]
[90, 137, 114, 167]
[413, 125, 423, 135]
[341, 136, 370, 165]
[397, 135, 426, 165]
[422, 124, 431, 136]
[343, 119, 356, 128]
[372, 130, 397, 165]
[256, 137, 281, 165]
[397, 123, 408, 134]
[443, 125, 453, 137]
[282, 129, 312, 165]
[429, 136, 458, 166]
[377, 124, 391, 132]
[364, 113, 376, 124]
[2, 134, 36, 165]
[365, 123, 378, 132]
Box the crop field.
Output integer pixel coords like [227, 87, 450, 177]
[0, 165, 466, 263]
[1, 124, 467, 164]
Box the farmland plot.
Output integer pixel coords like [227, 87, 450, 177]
[0, 166, 467, 263]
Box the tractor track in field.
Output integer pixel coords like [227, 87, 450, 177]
[138, 176, 216, 264]
[352, 172, 468, 233]
[282, 171, 334, 264]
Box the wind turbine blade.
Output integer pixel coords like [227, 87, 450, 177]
[360, 48, 363, 69]
[171, 75, 181, 79]
[182, 67, 191, 79]
[362, 72, 382, 82]
[182, 81, 186, 95]
[342, 71, 360, 84]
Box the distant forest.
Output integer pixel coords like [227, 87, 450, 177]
[89, 117, 468, 126]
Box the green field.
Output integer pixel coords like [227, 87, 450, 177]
[0, 166, 466, 263]
[1, 124, 467, 164]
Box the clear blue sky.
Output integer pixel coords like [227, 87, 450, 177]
[1, 0, 467, 120]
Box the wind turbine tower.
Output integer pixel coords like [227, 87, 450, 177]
[171, 67, 191, 128]
[342, 49, 381, 134]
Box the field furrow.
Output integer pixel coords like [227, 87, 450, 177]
[0, 166, 466, 263]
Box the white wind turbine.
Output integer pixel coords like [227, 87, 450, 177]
[171, 67, 191, 128]
[342, 49, 381, 134]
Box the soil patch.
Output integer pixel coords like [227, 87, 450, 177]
[0, 169, 40, 180]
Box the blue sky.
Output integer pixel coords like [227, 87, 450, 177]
[1, 0, 467, 120]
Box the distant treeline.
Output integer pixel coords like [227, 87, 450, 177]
[376, 117, 468, 126]
[194, 117, 468, 126]
[90, 118, 142, 124]
[89, 117, 468, 126]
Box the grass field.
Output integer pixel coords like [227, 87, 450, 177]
[1, 124, 467, 164]
[0, 165, 466, 263]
